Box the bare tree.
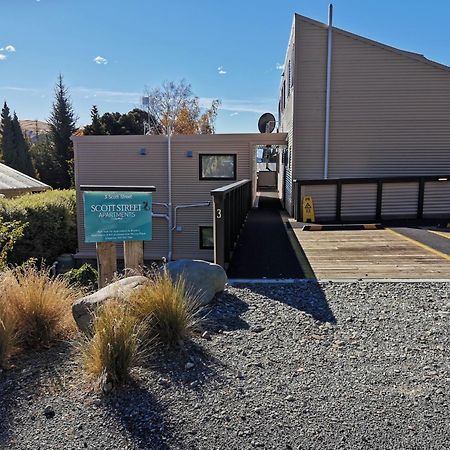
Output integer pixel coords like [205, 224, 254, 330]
[143, 80, 220, 135]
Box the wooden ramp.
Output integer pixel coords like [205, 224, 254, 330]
[293, 228, 450, 279]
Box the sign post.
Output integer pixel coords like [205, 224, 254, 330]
[96, 242, 117, 288]
[80, 185, 155, 288]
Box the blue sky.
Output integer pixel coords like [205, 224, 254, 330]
[1, 0, 450, 133]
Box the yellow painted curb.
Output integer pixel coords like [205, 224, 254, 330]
[387, 228, 450, 261]
[429, 230, 450, 241]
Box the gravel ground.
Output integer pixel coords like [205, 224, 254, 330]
[1, 281, 450, 449]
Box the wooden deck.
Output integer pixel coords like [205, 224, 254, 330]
[293, 228, 450, 279]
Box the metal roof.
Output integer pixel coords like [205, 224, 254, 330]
[0, 163, 50, 194]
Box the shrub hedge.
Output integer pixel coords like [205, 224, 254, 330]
[0, 190, 77, 264]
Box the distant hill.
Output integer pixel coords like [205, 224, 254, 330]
[19, 120, 50, 142]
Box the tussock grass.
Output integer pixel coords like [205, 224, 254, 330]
[0, 299, 16, 368]
[81, 301, 147, 387]
[0, 265, 78, 349]
[130, 271, 202, 347]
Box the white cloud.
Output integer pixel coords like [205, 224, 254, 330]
[73, 87, 140, 103]
[217, 66, 227, 75]
[200, 97, 276, 114]
[0, 54, 7, 61]
[230, 112, 239, 117]
[276, 62, 284, 70]
[5, 45, 15, 53]
[0, 86, 41, 93]
[94, 56, 108, 65]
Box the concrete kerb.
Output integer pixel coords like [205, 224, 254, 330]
[301, 224, 383, 231]
[228, 278, 450, 285]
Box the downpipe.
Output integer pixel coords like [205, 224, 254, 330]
[167, 129, 173, 261]
[324, 3, 333, 179]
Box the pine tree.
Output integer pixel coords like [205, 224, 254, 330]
[48, 75, 77, 188]
[0, 102, 16, 168]
[29, 134, 60, 185]
[84, 105, 105, 135]
[12, 113, 35, 176]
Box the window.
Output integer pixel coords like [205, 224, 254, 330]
[199, 226, 214, 249]
[199, 154, 236, 180]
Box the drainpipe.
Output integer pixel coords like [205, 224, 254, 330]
[167, 126, 173, 261]
[324, 3, 333, 179]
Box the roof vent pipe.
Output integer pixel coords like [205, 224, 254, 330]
[324, 3, 333, 179]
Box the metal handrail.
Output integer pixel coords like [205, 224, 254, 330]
[210, 179, 251, 195]
[211, 179, 252, 268]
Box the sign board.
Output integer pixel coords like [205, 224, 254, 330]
[83, 191, 152, 243]
[302, 195, 315, 222]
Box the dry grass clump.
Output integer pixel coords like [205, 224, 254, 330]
[81, 301, 147, 387]
[129, 271, 202, 347]
[0, 298, 16, 368]
[0, 265, 78, 349]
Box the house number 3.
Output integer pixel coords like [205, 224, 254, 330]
[216, 209, 222, 219]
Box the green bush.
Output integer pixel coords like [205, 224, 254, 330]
[64, 263, 98, 291]
[0, 190, 76, 264]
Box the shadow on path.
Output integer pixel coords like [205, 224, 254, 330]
[234, 280, 336, 324]
[227, 193, 305, 279]
[105, 382, 174, 450]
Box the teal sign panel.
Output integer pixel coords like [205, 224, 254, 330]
[83, 191, 152, 243]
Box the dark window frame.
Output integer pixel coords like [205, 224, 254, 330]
[199, 153, 237, 181]
[199, 226, 214, 249]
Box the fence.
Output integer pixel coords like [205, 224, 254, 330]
[211, 179, 252, 268]
[293, 175, 450, 222]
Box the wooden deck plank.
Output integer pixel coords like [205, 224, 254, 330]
[293, 229, 450, 279]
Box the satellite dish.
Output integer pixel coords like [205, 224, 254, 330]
[258, 112, 276, 133]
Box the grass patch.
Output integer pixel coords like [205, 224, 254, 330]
[81, 301, 147, 388]
[130, 271, 202, 347]
[0, 265, 78, 349]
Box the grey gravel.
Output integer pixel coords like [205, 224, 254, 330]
[1, 281, 450, 449]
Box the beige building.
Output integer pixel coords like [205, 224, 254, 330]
[279, 13, 450, 221]
[73, 133, 286, 261]
[74, 11, 450, 263]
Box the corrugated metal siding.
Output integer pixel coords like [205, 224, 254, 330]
[0, 162, 50, 193]
[381, 182, 419, 218]
[279, 21, 296, 214]
[300, 184, 336, 221]
[341, 183, 377, 220]
[423, 181, 450, 218]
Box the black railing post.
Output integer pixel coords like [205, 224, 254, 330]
[376, 180, 383, 221]
[417, 178, 425, 219]
[297, 181, 302, 221]
[211, 179, 252, 269]
[336, 181, 342, 222]
[212, 191, 225, 268]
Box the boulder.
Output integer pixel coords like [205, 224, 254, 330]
[164, 259, 227, 306]
[72, 275, 147, 334]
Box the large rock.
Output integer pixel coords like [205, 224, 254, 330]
[165, 259, 227, 306]
[72, 275, 147, 334]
